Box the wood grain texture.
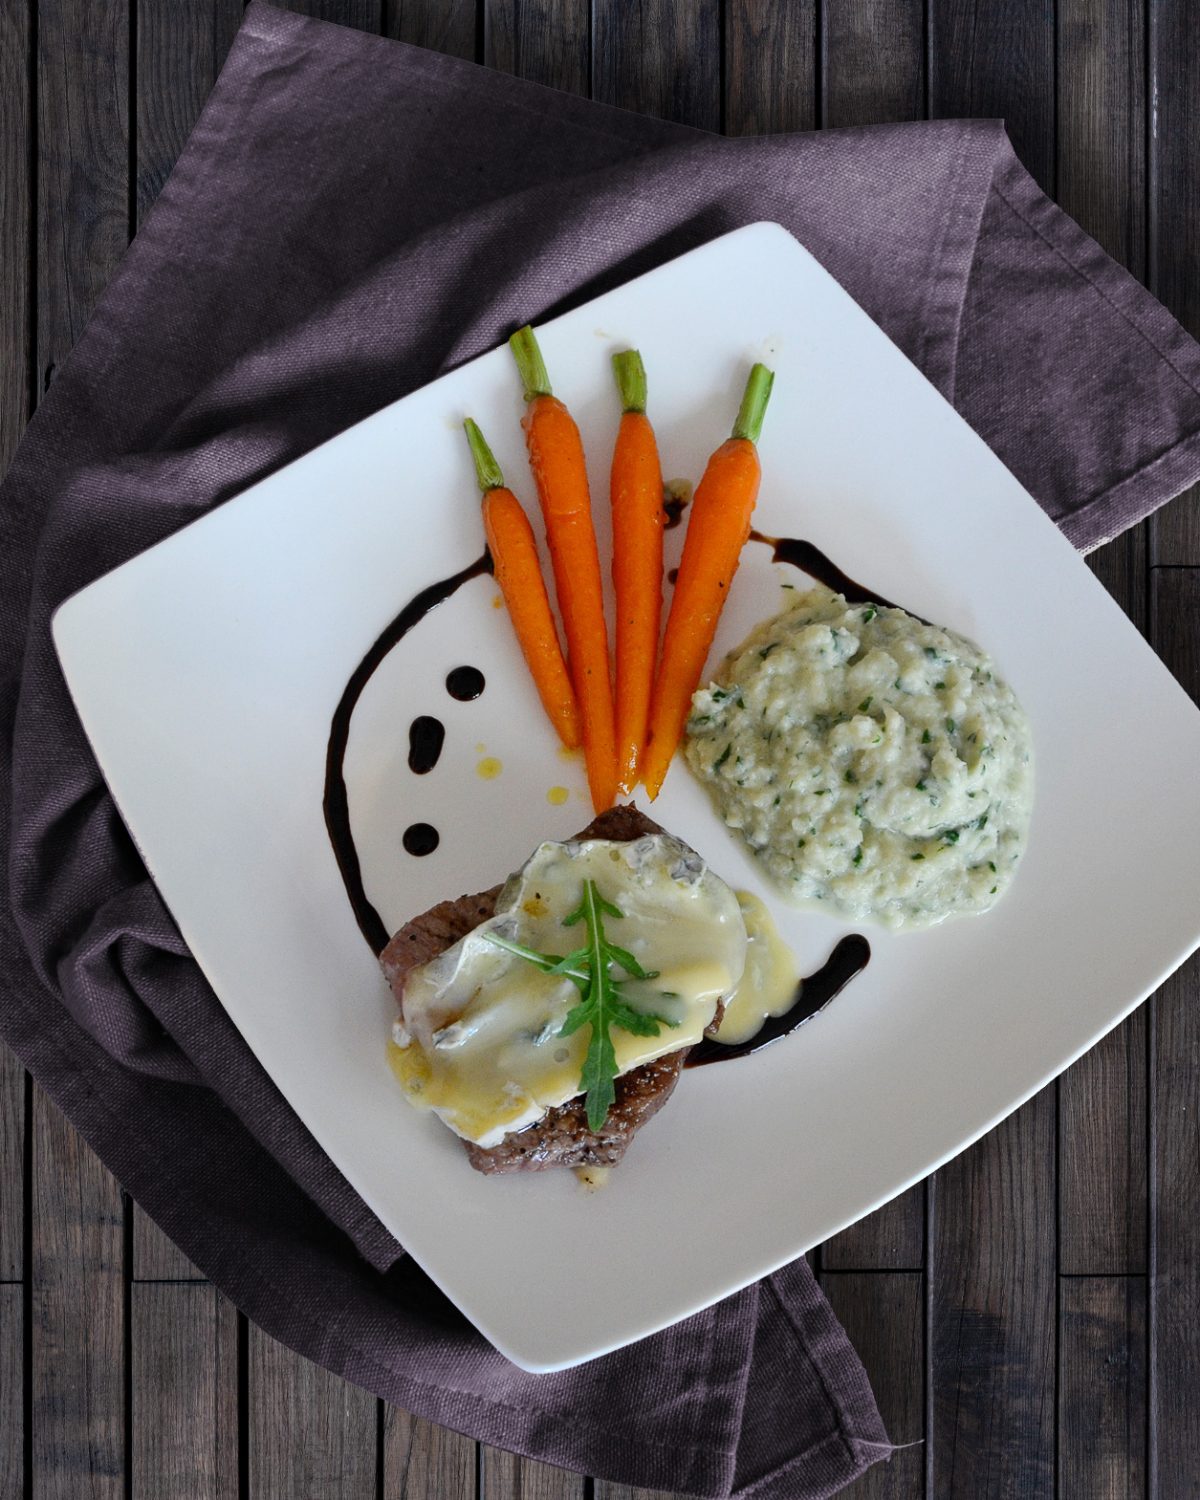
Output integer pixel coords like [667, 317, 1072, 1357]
[929, 0, 1055, 191]
[931, 1090, 1056, 1497]
[1059, 1014, 1148, 1276]
[1148, 568, 1200, 1495]
[0, 0, 30, 477]
[270, 0, 382, 31]
[248, 1324, 377, 1498]
[1058, 530, 1148, 1276]
[0, 1283, 22, 1499]
[135, 0, 243, 224]
[1147, 0, 1200, 564]
[481, 1447, 586, 1499]
[131, 1283, 239, 1499]
[0, 1048, 23, 1282]
[128, 0, 241, 1289]
[125, 0, 247, 1290]
[749, 0, 927, 1361]
[383, 1407, 476, 1497]
[824, 0, 924, 129]
[823, 1272, 924, 1498]
[724, 0, 816, 134]
[1057, 0, 1145, 273]
[823, 1188, 925, 1272]
[132, 1211, 201, 1282]
[387, 0, 478, 58]
[36, 0, 130, 387]
[1059, 1277, 1146, 1500]
[485, 0, 589, 93]
[593, 0, 720, 128]
[593, 1485, 676, 1500]
[1087, 525, 1149, 639]
[30, 1088, 126, 1500]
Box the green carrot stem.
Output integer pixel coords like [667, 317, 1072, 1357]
[463, 418, 504, 493]
[509, 325, 553, 402]
[611, 349, 647, 414]
[731, 362, 774, 445]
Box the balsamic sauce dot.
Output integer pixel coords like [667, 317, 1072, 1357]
[407, 716, 445, 775]
[446, 666, 485, 701]
[402, 823, 440, 857]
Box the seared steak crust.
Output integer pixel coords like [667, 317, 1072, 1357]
[381, 805, 715, 1174]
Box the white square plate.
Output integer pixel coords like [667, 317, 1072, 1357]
[53, 223, 1200, 1371]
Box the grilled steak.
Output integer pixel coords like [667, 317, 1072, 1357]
[380, 805, 722, 1174]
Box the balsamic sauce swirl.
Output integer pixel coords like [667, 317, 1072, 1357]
[322, 551, 492, 956]
[686, 935, 871, 1067]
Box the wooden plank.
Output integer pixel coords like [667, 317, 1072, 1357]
[36, 0, 130, 388]
[480, 1447, 585, 1499]
[1058, 1276, 1146, 1500]
[131, 1283, 239, 1498]
[724, 0, 816, 134]
[1057, 0, 1145, 274]
[930, 1088, 1056, 1497]
[824, 0, 923, 129]
[1086, 526, 1149, 640]
[593, 1486, 676, 1500]
[783, 0, 924, 1282]
[248, 1323, 376, 1498]
[823, 1188, 925, 1272]
[1059, 1012, 1147, 1275]
[1148, 568, 1200, 1492]
[1058, 532, 1148, 1275]
[1148, 0, 1200, 565]
[382, 1406, 476, 1497]
[822, 1272, 924, 1499]
[0, 1283, 22, 1498]
[132, 1212, 202, 1282]
[386, 0, 478, 59]
[593, 0, 721, 130]
[0, 0, 30, 477]
[30, 1086, 126, 1500]
[269, 0, 382, 31]
[484, 0, 588, 94]
[928, 0, 1055, 192]
[0, 1048, 23, 1282]
[127, 0, 245, 1288]
[134, 0, 243, 224]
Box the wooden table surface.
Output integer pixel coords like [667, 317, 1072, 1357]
[2, 1, 1198, 1496]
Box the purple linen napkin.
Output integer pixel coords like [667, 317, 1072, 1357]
[4, 4, 1200, 1495]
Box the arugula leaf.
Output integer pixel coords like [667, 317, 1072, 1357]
[485, 879, 679, 1130]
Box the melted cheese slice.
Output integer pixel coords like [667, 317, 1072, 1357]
[713, 891, 802, 1044]
[390, 835, 748, 1146]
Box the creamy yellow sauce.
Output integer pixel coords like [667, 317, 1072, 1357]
[714, 891, 801, 1045]
[391, 836, 748, 1146]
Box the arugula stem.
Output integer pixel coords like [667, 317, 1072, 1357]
[483, 931, 588, 983]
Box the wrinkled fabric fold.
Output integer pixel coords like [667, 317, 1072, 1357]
[3, 3, 1200, 1495]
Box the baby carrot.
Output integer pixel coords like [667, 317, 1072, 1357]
[641, 363, 774, 800]
[609, 350, 664, 794]
[463, 419, 582, 751]
[509, 325, 618, 813]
